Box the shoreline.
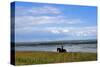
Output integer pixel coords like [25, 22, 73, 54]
[15, 50, 97, 53]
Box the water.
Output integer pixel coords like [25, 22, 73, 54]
[15, 44, 97, 53]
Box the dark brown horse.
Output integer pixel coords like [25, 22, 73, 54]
[57, 46, 67, 52]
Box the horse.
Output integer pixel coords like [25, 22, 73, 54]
[57, 47, 67, 52]
[57, 48, 62, 52]
[62, 49, 66, 52]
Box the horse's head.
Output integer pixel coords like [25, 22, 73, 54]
[57, 48, 60, 51]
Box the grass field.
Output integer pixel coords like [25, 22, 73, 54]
[15, 51, 97, 65]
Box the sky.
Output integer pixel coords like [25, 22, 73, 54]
[13, 1, 97, 42]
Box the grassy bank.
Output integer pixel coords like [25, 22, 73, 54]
[15, 51, 97, 65]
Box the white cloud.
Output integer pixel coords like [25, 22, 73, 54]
[50, 30, 60, 34]
[29, 6, 61, 15]
[62, 29, 69, 33]
[15, 15, 82, 29]
[15, 5, 61, 16]
[44, 26, 97, 37]
[68, 27, 97, 37]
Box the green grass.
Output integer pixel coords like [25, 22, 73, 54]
[15, 51, 97, 65]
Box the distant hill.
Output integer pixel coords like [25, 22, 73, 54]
[14, 39, 97, 46]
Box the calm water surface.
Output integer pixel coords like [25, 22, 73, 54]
[15, 44, 97, 53]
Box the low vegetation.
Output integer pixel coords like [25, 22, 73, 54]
[15, 51, 97, 65]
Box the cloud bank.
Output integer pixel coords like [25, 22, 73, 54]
[14, 3, 97, 42]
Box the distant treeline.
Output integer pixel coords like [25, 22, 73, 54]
[14, 39, 97, 46]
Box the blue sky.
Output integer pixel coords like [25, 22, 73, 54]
[14, 2, 97, 42]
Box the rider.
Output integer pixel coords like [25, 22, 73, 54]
[61, 45, 63, 50]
